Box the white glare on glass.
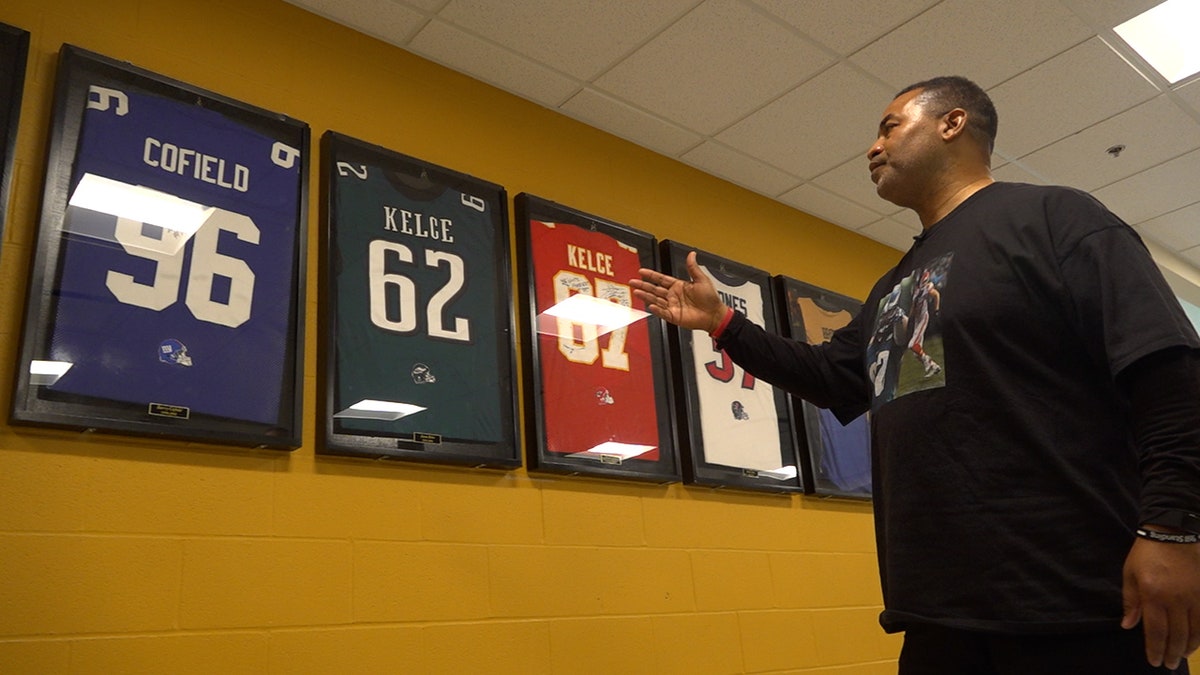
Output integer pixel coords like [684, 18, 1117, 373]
[537, 292, 649, 339]
[68, 173, 214, 254]
[567, 441, 657, 460]
[29, 360, 73, 386]
[334, 399, 427, 422]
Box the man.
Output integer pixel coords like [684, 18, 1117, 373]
[631, 76, 1200, 674]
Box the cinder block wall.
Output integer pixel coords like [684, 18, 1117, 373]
[0, 0, 905, 672]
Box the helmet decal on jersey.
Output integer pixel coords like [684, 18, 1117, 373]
[411, 363, 437, 384]
[731, 400, 749, 420]
[158, 338, 193, 367]
[595, 388, 614, 405]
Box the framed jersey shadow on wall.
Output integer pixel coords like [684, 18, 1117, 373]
[10, 44, 309, 449]
[662, 241, 801, 493]
[515, 194, 680, 482]
[776, 276, 872, 500]
[0, 22, 30, 248]
[318, 132, 520, 468]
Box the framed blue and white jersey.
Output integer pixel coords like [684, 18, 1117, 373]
[319, 132, 519, 468]
[775, 275, 872, 500]
[11, 44, 309, 449]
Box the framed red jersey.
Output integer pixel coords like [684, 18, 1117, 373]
[516, 194, 679, 482]
[10, 45, 308, 449]
[662, 241, 801, 493]
[776, 275, 872, 500]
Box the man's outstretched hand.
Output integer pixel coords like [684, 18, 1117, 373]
[630, 251, 728, 333]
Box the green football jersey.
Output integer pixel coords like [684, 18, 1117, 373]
[332, 165, 504, 442]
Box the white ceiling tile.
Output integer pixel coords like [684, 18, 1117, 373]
[593, 0, 833, 135]
[1177, 78, 1200, 114]
[858, 217, 920, 252]
[989, 38, 1159, 158]
[716, 63, 896, 178]
[1136, 203, 1200, 252]
[1056, 0, 1164, 30]
[1017, 96, 1200, 191]
[559, 89, 701, 157]
[435, 0, 698, 80]
[991, 162, 1048, 185]
[810, 156, 899, 217]
[398, 0, 446, 10]
[286, 0, 427, 45]
[890, 208, 923, 231]
[849, 0, 1092, 89]
[747, 0, 938, 55]
[681, 142, 801, 197]
[407, 20, 581, 107]
[1092, 148, 1200, 224]
[1183, 247, 1200, 269]
[779, 184, 889, 230]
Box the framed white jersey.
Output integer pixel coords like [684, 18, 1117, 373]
[516, 194, 679, 483]
[662, 241, 799, 493]
[10, 45, 308, 449]
[319, 132, 519, 468]
[776, 275, 872, 500]
[0, 22, 28, 249]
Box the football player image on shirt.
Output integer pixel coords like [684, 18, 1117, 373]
[331, 161, 507, 443]
[44, 84, 302, 425]
[530, 220, 660, 460]
[868, 252, 952, 406]
[692, 265, 783, 472]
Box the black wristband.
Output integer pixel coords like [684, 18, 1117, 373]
[1135, 528, 1200, 544]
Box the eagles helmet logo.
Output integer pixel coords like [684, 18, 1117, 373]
[158, 338, 193, 367]
[731, 400, 749, 421]
[595, 388, 614, 405]
[411, 363, 437, 384]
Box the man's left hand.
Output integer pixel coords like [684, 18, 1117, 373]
[1122, 535, 1200, 669]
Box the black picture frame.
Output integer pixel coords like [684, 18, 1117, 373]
[10, 45, 309, 449]
[661, 241, 800, 492]
[515, 193, 680, 482]
[775, 275, 872, 500]
[318, 131, 520, 468]
[0, 22, 30, 246]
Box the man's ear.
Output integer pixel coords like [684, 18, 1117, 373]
[942, 108, 968, 141]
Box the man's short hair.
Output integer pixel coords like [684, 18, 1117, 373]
[897, 76, 998, 154]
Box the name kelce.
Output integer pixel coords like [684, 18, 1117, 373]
[143, 137, 250, 193]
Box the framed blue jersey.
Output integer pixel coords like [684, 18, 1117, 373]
[662, 241, 800, 493]
[10, 44, 308, 449]
[516, 193, 679, 483]
[776, 275, 872, 500]
[0, 22, 29, 249]
[319, 132, 519, 468]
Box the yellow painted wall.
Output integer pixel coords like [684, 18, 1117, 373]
[0, 0, 906, 672]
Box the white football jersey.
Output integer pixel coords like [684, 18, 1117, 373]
[690, 265, 782, 471]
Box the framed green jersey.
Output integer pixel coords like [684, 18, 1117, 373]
[318, 132, 519, 467]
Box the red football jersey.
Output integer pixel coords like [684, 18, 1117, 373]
[530, 220, 660, 459]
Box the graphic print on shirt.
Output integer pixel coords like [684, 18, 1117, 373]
[693, 265, 783, 471]
[867, 252, 952, 409]
[331, 161, 505, 443]
[530, 220, 660, 460]
[45, 85, 301, 425]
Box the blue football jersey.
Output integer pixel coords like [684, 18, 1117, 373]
[45, 85, 302, 425]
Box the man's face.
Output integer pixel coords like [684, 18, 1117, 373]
[867, 89, 941, 207]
